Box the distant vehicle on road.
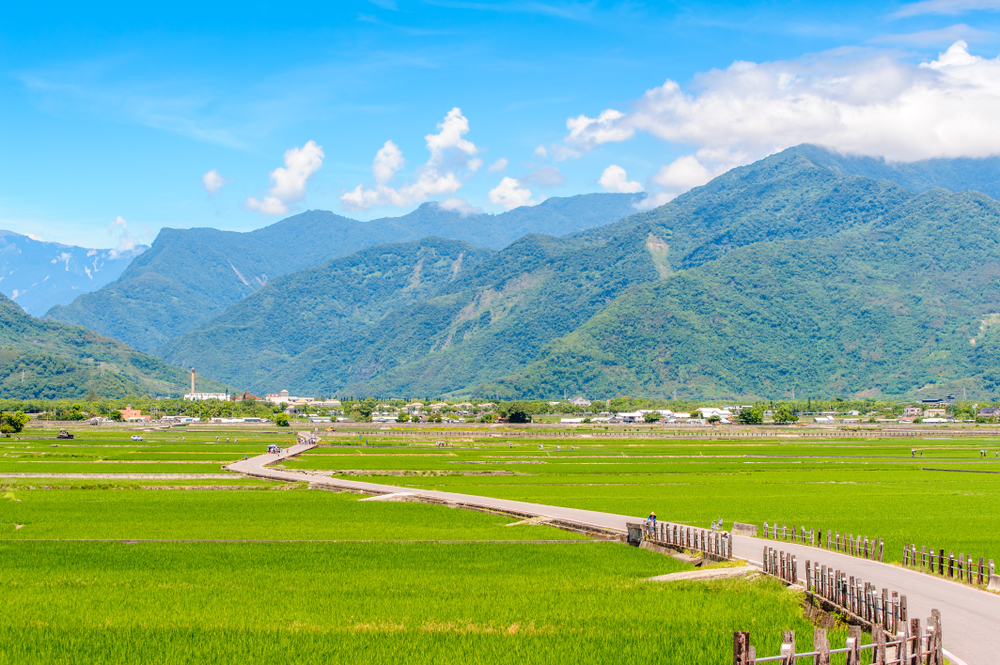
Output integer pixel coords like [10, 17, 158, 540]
[56, 429, 73, 440]
[130, 435, 143, 441]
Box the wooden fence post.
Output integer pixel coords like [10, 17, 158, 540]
[780, 630, 795, 665]
[978, 556, 985, 585]
[879, 539, 884, 562]
[814, 628, 830, 665]
[845, 625, 861, 665]
[931, 610, 944, 665]
[874, 624, 886, 665]
[910, 618, 921, 665]
[733, 631, 752, 665]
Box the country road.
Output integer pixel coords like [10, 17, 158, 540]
[229, 444, 996, 665]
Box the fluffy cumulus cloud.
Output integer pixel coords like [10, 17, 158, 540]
[489, 177, 539, 210]
[246, 140, 325, 216]
[488, 157, 508, 173]
[565, 41, 1000, 205]
[598, 165, 643, 193]
[437, 197, 483, 215]
[107, 216, 137, 258]
[202, 169, 228, 194]
[342, 108, 482, 211]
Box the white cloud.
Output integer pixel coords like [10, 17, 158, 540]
[341, 108, 483, 211]
[202, 169, 229, 194]
[533, 144, 548, 158]
[246, 140, 325, 216]
[437, 197, 483, 216]
[523, 165, 566, 189]
[372, 140, 405, 184]
[598, 165, 643, 193]
[489, 177, 539, 210]
[488, 158, 508, 173]
[563, 41, 1000, 201]
[632, 156, 716, 209]
[892, 0, 1000, 18]
[107, 216, 137, 258]
[565, 108, 634, 151]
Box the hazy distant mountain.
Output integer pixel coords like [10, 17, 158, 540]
[46, 193, 639, 352]
[0, 230, 146, 316]
[788, 144, 1000, 200]
[0, 292, 227, 399]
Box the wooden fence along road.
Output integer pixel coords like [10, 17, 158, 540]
[228, 447, 998, 665]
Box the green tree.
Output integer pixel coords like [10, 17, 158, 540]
[275, 412, 290, 427]
[0, 411, 30, 435]
[737, 405, 764, 425]
[773, 405, 799, 424]
[110, 409, 124, 422]
[397, 412, 410, 423]
[643, 411, 662, 423]
[707, 414, 721, 424]
[501, 401, 532, 423]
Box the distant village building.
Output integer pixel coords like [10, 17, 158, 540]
[264, 390, 316, 406]
[569, 397, 591, 407]
[234, 391, 261, 401]
[118, 405, 150, 422]
[978, 407, 1000, 419]
[183, 392, 228, 402]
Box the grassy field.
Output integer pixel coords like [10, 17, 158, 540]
[0, 541, 831, 665]
[0, 487, 586, 541]
[2, 423, 990, 663]
[277, 436, 1000, 563]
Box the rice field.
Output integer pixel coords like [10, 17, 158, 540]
[1, 423, 990, 663]
[0, 541, 830, 665]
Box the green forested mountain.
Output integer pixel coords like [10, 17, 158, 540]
[165, 148, 927, 397]
[494, 187, 1000, 400]
[158, 237, 493, 391]
[46, 194, 638, 352]
[0, 293, 226, 399]
[792, 144, 1000, 201]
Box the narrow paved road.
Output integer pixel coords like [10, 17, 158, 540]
[229, 446, 994, 665]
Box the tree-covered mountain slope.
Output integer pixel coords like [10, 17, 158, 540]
[492, 187, 1000, 400]
[45, 194, 638, 352]
[187, 148, 915, 397]
[0, 230, 146, 316]
[0, 293, 226, 398]
[157, 237, 493, 392]
[791, 144, 1000, 201]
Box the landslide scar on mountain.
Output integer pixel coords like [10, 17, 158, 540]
[646, 233, 672, 279]
[435, 270, 548, 351]
[405, 257, 425, 290]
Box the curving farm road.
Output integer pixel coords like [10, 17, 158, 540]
[229, 445, 996, 665]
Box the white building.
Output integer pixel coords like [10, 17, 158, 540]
[183, 393, 228, 401]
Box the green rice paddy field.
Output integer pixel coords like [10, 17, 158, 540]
[1, 423, 994, 662]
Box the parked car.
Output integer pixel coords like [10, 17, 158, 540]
[130, 435, 143, 441]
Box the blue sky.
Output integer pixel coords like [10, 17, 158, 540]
[4, 0, 1000, 249]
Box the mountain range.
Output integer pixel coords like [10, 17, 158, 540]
[153, 145, 1000, 400]
[46, 194, 639, 352]
[0, 230, 146, 316]
[22, 144, 1000, 400]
